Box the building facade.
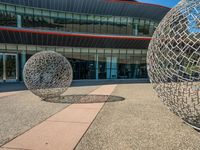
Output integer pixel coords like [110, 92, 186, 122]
[0, 0, 169, 82]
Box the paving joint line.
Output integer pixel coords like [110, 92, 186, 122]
[45, 120, 90, 124]
[73, 84, 117, 149]
[1, 146, 33, 150]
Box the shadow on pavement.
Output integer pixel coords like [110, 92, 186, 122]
[72, 79, 149, 87]
[0, 79, 149, 93]
[43, 95, 125, 104]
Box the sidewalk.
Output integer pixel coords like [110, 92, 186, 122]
[1, 85, 117, 150]
[1, 83, 200, 150]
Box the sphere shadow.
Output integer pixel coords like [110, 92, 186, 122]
[43, 94, 125, 104]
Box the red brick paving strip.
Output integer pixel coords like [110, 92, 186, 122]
[1, 85, 117, 150]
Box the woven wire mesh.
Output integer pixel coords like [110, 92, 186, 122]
[23, 51, 73, 99]
[147, 0, 200, 128]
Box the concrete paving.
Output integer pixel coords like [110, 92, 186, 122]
[2, 85, 116, 150]
[0, 85, 99, 146]
[76, 84, 200, 150]
[1, 83, 200, 150]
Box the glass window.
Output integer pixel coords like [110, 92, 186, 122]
[143, 20, 150, 36]
[34, 9, 42, 16]
[94, 15, 101, 33]
[127, 49, 133, 54]
[138, 19, 145, 36]
[134, 18, 139, 24]
[127, 18, 133, 35]
[0, 11, 17, 27]
[112, 49, 119, 54]
[79, 15, 88, 33]
[134, 50, 142, 55]
[36, 46, 46, 51]
[149, 20, 155, 36]
[101, 16, 108, 34]
[22, 15, 34, 28]
[98, 50, 106, 79]
[58, 12, 65, 18]
[120, 17, 127, 35]
[88, 48, 96, 53]
[64, 47, 73, 58]
[72, 14, 80, 32]
[52, 17, 66, 31]
[88, 15, 94, 33]
[0, 4, 6, 11]
[51, 11, 58, 18]
[107, 16, 114, 34]
[42, 10, 50, 17]
[73, 48, 81, 59]
[6, 5, 15, 12]
[88, 52, 96, 79]
[16, 7, 24, 14]
[56, 47, 64, 52]
[27, 45, 36, 51]
[25, 8, 34, 15]
[118, 50, 128, 79]
[0, 3, 158, 37]
[66, 13, 73, 32]
[0, 43, 6, 49]
[113, 16, 121, 34]
[7, 44, 17, 50]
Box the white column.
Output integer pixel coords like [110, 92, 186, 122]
[17, 15, 22, 28]
[134, 24, 138, 36]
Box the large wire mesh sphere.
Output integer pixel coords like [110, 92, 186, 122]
[147, 0, 200, 129]
[23, 51, 73, 99]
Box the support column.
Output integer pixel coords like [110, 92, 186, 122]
[20, 50, 26, 81]
[17, 15, 22, 28]
[3, 54, 5, 81]
[95, 54, 98, 80]
[134, 24, 138, 36]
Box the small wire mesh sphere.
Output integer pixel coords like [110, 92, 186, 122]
[23, 51, 73, 99]
[147, 0, 200, 129]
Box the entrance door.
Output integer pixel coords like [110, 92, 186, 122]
[106, 57, 117, 79]
[5, 54, 18, 81]
[0, 53, 18, 82]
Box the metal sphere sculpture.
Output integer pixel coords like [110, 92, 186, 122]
[147, 0, 200, 129]
[23, 51, 73, 99]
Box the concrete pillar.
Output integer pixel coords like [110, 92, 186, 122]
[134, 24, 138, 36]
[17, 15, 22, 28]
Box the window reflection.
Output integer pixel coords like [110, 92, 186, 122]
[0, 11, 17, 26]
[0, 3, 159, 37]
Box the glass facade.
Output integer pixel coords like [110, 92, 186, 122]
[0, 2, 163, 81]
[0, 3, 159, 37]
[0, 44, 148, 81]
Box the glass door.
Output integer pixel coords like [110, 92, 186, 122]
[5, 54, 18, 81]
[0, 54, 3, 81]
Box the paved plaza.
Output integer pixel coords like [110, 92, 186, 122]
[1, 82, 200, 150]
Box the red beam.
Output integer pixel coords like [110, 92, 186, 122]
[0, 27, 152, 41]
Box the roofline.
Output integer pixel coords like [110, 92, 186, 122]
[0, 27, 152, 41]
[106, 0, 170, 9]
